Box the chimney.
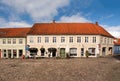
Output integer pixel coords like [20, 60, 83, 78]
[95, 22, 99, 25]
[53, 20, 55, 23]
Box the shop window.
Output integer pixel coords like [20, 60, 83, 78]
[13, 49, 17, 58]
[81, 48, 84, 56]
[3, 50, 6, 57]
[88, 48, 96, 56]
[70, 48, 77, 56]
[19, 50, 23, 57]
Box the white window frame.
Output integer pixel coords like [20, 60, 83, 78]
[85, 37, 88, 43]
[61, 37, 65, 43]
[77, 37, 81, 43]
[69, 37, 73, 43]
[13, 39, 16, 44]
[8, 39, 11, 44]
[53, 37, 56, 43]
[69, 48, 77, 56]
[30, 37, 34, 43]
[93, 37, 96, 43]
[37, 37, 41, 43]
[3, 39, 6, 44]
[19, 39, 23, 44]
[45, 37, 49, 43]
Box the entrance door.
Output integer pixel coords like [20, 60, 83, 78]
[0, 49, 1, 58]
[8, 50, 11, 58]
[60, 48, 66, 58]
[102, 47, 106, 56]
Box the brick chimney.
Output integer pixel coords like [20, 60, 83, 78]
[53, 20, 55, 23]
[95, 22, 99, 25]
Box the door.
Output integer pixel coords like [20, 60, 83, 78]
[8, 50, 11, 58]
[102, 47, 106, 56]
[60, 48, 66, 58]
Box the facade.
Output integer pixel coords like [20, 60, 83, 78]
[114, 38, 120, 55]
[27, 22, 114, 58]
[0, 28, 30, 58]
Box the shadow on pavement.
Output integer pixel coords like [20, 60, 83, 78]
[113, 55, 120, 60]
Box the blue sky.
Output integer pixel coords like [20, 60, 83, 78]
[0, 0, 120, 37]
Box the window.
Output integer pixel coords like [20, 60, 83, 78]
[13, 49, 17, 58]
[81, 48, 84, 56]
[69, 48, 77, 56]
[30, 37, 34, 43]
[37, 37, 41, 43]
[19, 39, 23, 44]
[93, 37, 96, 43]
[85, 37, 88, 43]
[88, 48, 96, 56]
[61, 37, 65, 43]
[3, 39, 6, 44]
[104, 38, 106, 44]
[45, 37, 49, 43]
[53, 37, 56, 43]
[3, 50, 6, 57]
[77, 37, 81, 43]
[19, 50, 23, 57]
[8, 39, 11, 44]
[69, 37, 73, 43]
[13, 39, 16, 44]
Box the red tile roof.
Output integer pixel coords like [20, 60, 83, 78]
[0, 28, 31, 38]
[114, 38, 120, 45]
[28, 23, 113, 37]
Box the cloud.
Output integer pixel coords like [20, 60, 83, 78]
[102, 25, 120, 38]
[0, 18, 31, 28]
[1, 0, 70, 22]
[59, 13, 91, 22]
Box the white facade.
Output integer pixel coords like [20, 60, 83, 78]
[27, 35, 114, 57]
[0, 38, 26, 58]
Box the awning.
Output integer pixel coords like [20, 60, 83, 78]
[48, 48, 57, 52]
[29, 48, 38, 52]
[40, 48, 45, 53]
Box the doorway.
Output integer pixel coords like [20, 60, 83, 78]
[102, 47, 106, 56]
[48, 48, 57, 57]
[8, 50, 11, 58]
[60, 48, 66, 58]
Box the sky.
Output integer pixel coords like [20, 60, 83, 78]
[0, 0, 120, 37]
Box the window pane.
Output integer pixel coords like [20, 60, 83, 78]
[88, 48, 96, 56]
[70, 48, 77, 56]
[19, 50, 23, 57]
[61, 37, 65, 43]
[37, 37, 41, 43]
[77, 37, 81, 43]
[8, 39, 11, 44]
[19, 39, 23, 44]
[3, 39, 6, 44]
[45, 37, 49, 43]
[69, 37, 73, 43]
[13, 39, 16, 44]
[30, 37, 33, 43]
[53, 37, 56, 43]
[13, 49, 17, 58]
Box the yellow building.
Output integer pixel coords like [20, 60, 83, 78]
[0, 28, 30, 58]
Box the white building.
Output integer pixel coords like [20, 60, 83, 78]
[27, 22, 114, 58]
[0, 28, 30, 58]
